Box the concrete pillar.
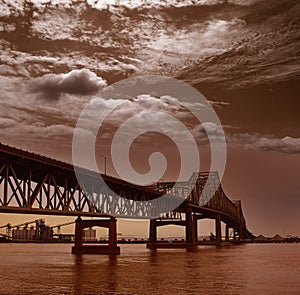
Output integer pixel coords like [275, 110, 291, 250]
[239, 226, 243, 240]
[149, 219, 157, 245]
[72, 217, 120, 254]
[215, 214, 221, 244]
[109, 217, 117, 247]
[225, 224, 229, 241]
[74, 216, 83, 247]
[186, 208, 196, 245]
[233, 228, 237, 240]
[193, 216, 198, 242]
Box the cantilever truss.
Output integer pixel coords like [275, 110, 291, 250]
[0, 161, 100, 216]
[0, 143, 248, 229]
[0, 143, 171, 218]
[153, 172, 246, 227]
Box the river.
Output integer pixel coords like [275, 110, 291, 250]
[0, 243, 299, 294]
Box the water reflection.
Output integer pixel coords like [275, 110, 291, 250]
[0, 244, 298, 294]
[72, 255, 83, 294]
[71, 254, 118, 294]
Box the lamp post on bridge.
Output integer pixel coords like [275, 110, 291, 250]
[98, 154, 107, 175]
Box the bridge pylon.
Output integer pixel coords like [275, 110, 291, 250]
[215, 213, 222, 245]
[147, 209, 198, 251]
[225, 224, 229, 241]
[71, 216, 120, 254]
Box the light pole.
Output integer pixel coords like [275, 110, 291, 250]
[98, 154, 107, 175]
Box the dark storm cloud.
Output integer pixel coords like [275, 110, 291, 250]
[28, 69, 107, 100]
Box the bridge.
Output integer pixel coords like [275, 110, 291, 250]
[0, 142, 253, 253]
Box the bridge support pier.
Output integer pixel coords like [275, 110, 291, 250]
[233, 228, 237, 240]
[239, 226, 243, 241]
[149, 219, 157, 247]
[232, 227, 244, 241]
[72, 217, 120, 254]
[193, 215, 198, 243]
[147, 209, 197, 251]
[225, 224, 229, 241]
[215, 214, 221, 244]
[186, 208, 197, 251]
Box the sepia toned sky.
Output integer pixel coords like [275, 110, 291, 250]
[0, 0, 299, 237]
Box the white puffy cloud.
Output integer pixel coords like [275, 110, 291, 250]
[245, 136, 300, 154]
[28, 69, 107, 100]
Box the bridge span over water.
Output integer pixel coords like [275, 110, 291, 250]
[0, 143, 253, 253]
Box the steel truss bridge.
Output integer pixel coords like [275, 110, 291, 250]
[0, 143, 253, 249]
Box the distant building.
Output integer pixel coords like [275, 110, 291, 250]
[254, 234, 268, 243]
[83, 228, 96, 242]
[271, 234, 285, 242]
[12, 222, 53, 241]
[12, 227, 36, 240]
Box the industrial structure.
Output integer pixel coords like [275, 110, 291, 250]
[0, 219, 53, 241]
[0, 219, 97, 242]
[11, 219, 53, 241]
[0, 143, 254, 253]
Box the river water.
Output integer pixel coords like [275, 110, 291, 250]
[0, 243, 299, 294]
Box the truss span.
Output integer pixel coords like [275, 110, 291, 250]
[0, 143, 248, 231]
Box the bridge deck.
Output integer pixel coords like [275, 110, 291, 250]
[0, 143, 248, 232]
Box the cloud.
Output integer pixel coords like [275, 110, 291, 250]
[75, 94, 210, 146]
[0, 119, 74, 139]
[0, 118, 18, 129]
[87, 94, 190, 127]
[28, 69, 107, 100]
[245, 136, 300, 154]
[208, 100, 230, 108]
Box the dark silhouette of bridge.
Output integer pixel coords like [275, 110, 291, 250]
[0, 143, 253, 253]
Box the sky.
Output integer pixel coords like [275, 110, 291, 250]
[0, 0, 299, 237]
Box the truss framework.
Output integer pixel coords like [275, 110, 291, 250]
[0, 143, 246, 228]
